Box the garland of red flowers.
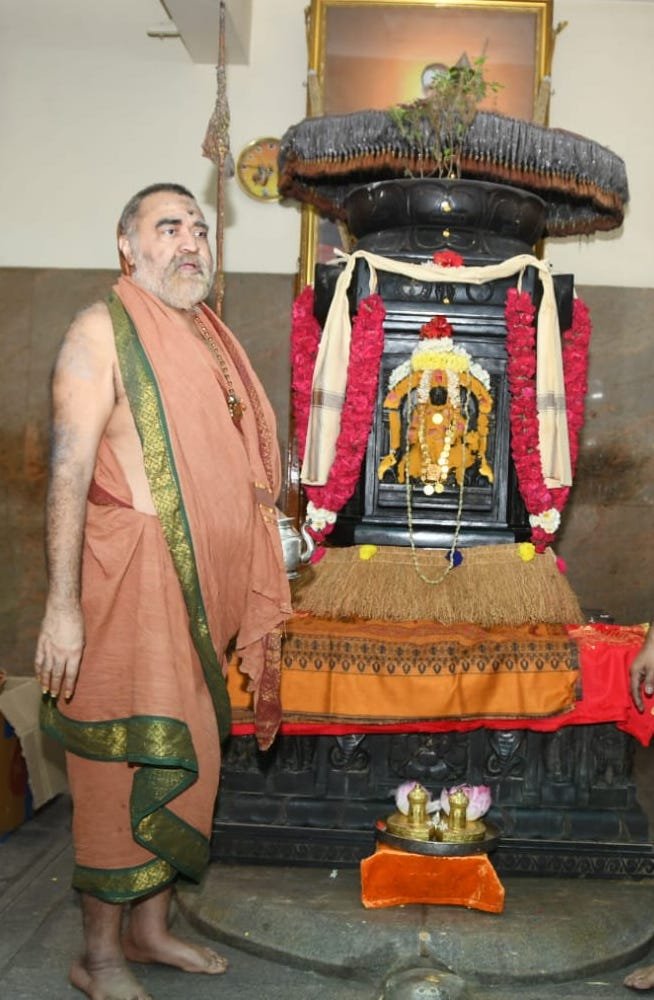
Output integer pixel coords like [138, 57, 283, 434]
[291, 276, 591, 560]
[291, 286, 386, 559]
[505, 288, 591, 551]
[290, 286, 321, 462]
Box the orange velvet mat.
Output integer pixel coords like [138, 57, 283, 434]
[228, 615, 579, 723]
[360, 843, 505, 913]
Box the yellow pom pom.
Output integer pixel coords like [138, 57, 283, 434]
[518, 542, 536, 562]
[359, 544, 378, 561]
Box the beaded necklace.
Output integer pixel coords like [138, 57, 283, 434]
[191, 308, 245, 426]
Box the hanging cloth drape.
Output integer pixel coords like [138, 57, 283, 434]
[301, 250, 571, 490]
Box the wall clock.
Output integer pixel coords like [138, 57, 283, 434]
[236, 137, 281, 201]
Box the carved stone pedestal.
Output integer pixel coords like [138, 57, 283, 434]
[212, 724, 654, 878]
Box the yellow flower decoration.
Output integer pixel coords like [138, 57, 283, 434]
[518, 542, 536, 562]
[411, 350, 469, 373]
[359, 544, 378, 561]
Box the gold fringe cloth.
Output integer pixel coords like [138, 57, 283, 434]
[291, 545, 585, 627]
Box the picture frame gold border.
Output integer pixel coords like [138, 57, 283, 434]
[298, 0, 554, 289]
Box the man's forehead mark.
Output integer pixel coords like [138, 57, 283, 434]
[138, 195, 205, 223]
[155, 216, 209, 230]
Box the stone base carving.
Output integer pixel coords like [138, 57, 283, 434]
[212, 725, 654, 878]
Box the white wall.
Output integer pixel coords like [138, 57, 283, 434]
[1, 0, 652, 286]
[546, 0, 654, 287]
[0, 0, 307, 274]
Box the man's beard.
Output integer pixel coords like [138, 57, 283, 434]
[131, 249, 214, 310]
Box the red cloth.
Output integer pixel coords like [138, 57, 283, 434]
[563, 624, 653, 744]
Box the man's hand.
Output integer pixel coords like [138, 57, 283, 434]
[630, 634, 654, 712]
[35, 302, 114, 703]
[35, 603, 85, 701]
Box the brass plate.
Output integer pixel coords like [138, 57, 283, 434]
[375, 818, 501, 857]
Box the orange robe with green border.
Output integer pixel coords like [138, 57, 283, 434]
[43, 278, 291, 901]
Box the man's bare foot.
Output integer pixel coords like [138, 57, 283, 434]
[122, 929, 228, 975]
[70, 956, 154, 1000]
[625, 965, 654, 991]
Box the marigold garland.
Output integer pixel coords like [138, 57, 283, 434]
[291, 287, 386, 558]
[505, 289, 591, 551]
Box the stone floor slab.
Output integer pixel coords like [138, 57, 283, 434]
[179, 860, 654, 988]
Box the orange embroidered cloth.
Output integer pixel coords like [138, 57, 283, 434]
[228, 620, 652, 745]
[229, 615, 579, 721]
[360, 843, 505, 913]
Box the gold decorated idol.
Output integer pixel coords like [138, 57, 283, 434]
[378, 314, 493, 493]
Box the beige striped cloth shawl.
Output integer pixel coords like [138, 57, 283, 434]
[301, 250, 571, 491]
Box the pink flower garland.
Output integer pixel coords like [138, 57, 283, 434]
[291, 287, 386, 558]
[505, 289, 591, 551]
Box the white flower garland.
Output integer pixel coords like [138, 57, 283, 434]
[388, 336, 491, 391]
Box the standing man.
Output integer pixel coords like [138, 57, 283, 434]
[35, 182, 292, 1000]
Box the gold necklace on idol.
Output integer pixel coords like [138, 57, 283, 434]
[404, 383, 470, 586]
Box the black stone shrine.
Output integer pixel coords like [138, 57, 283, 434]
[212, 179, 652, 877]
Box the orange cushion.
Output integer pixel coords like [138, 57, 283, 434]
[360, 843, 505, 913]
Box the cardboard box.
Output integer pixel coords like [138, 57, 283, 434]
[0, 676, 68, 836]
[0, 713, 31, 836]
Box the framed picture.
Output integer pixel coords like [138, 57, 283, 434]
[299, 0, 554, 286]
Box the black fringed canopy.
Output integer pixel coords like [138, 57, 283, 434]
[279, 109, 628, 237]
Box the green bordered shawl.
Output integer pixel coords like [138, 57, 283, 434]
[41, 292, 231, 901]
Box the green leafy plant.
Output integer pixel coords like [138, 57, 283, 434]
[389, 55, 502, 179]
